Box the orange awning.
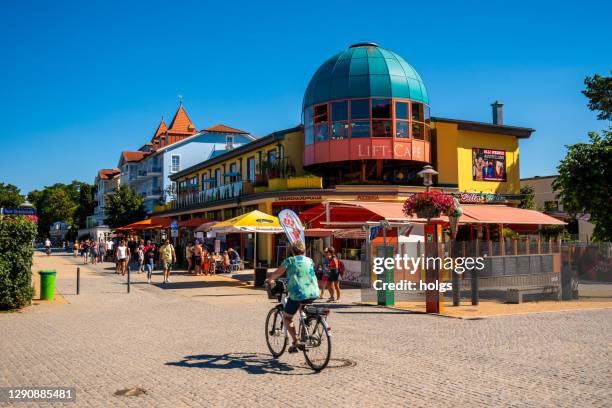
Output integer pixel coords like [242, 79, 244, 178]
[460, 205, 566, 225]
[115, 217, 173, 231]
[178, 217, 209, 228]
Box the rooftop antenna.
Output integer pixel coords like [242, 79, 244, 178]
[178, 95, 183, 106]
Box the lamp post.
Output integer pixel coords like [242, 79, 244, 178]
[417, 165, 438, 194]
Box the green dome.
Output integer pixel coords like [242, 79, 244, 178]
[303, 43, 429, 108]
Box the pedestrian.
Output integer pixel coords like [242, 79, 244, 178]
[143, 241, 156, 284]
[105, 239, 114, 262]
[323, 247, 341, 303]
[193, 240, 203, 276]
[159, 239, 176, 284]
[222, 250, 230, 273]
[186, 241, 194, 274]
[91, 240, 99, 265]
[73, 240, 79, 257]
[115, 240, 130, 276]
[99, 240, 106, 263]
[81, 240, 90, 264]
[137, 241, 145, 273]
[44, 237, 52, 256]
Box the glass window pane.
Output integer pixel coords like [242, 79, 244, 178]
[350, 99, 369, 119]
[305, 126, 314, 145]
[412, 122, 424, 140]
[371, 98, 392, 118]
[332, 122, 348, 140]
[372, 120, 392, 137]
[424, 125, 431, 142]
[351, 120, 370, 138]
[424, 105, 431, 121]
[395, 102, 409, 119]
[331, 101, 348, 121]
[314, 104, 328, 124]
[315, 124, 329, 142]
[412, 102, 423, 121]
[396, 121, 409, 138]
[304, 106, 314, 127]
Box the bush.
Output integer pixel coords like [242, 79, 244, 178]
[0, 217, 37, 310]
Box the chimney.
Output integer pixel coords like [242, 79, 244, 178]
[491, 101, 503, 125]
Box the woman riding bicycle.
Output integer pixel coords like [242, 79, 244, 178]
[266, 240, 319, 353]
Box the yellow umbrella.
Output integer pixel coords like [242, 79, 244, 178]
[211, 210, 283, 268]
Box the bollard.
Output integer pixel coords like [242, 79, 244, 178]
[127, 265, 131, 293]
[76, 267, 80, 295]
[470, 267, 479, 305]
[452, 271, 460, 306]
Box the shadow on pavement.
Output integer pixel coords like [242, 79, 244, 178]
[165, 352, 315, 376]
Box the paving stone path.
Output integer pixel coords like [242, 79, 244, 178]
[0, 253, 610, 407]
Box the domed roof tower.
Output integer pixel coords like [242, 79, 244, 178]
[302, 43, 432, 169]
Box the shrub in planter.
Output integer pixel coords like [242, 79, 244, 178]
[0, 217, 37, 310]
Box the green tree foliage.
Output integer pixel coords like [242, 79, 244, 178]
[104, 186, 145, 229]
[74, 183, 96, 229]
[583, 72, 612, 120]
[553, 130, 612, 241]
[518, 185, 535, 209]
[0, 183, 25, 208]
[27, 184, 77, 238]
[0, 217, 37, 309]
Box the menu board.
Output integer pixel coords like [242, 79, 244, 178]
[472, 148, 506, 181]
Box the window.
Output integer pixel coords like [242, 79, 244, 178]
[201, 173, 208, 190]
[412, 123, 424, 140]
[395, 102, 409, 119]
[315, 124, 329, 141]
[267, 149, 277, 163]
[314, 104, 328, 124]
[331, 101, 348, 121]
[247, 157, 255, 182]
[412, 102, 423, 121]
[371, 99, 391, 118]
[331, 122, 348, 140]
[396, 121, 410, 138]
[372, 120, 393, 137]
[350, 121, 370, 138]
[305, 126, 314, 145]
[304, 106, 314, 127]
[350, 99, 369, 119]
[229, 162, 237, 181]
[171, 155, 180, 173]
[189, 176, 198, 190]
[226, 135, 234, 148]
[214, 169, 221, 187]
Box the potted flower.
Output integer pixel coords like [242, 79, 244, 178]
[403, 191, 456, 219]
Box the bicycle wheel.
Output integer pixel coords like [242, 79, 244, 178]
[302, 315, 331, 371]
[265, 306, 287, 358]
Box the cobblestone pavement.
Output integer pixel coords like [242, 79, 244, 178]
[1, 253, 610, 407]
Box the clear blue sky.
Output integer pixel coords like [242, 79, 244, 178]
[1, 0, 610, 194]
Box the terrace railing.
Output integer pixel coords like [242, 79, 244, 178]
[174, 181, 250, 208]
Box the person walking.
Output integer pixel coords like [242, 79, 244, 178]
[143, 241, 156, 284]
[323, 247, 341, 303]
[73, 240, 79, 257]
[185, 241, 194, 274]
[136, 241, 145, 273]
[81, 240, 90, 264]
[105, 239, 114, 262]
[159, 239, 176, 284]
[193, 241, 203, 276]
[44, 238, 52, 256]
[90, 240, 99, 265]
[115, 240, 130, 276]
[99, 240, 106, 263]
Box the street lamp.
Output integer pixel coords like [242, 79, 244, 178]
[417, 165, 438, 192]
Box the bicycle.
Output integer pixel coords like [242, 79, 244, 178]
[265, 278, 332, 371]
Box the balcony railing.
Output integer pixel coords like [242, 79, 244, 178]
[174, 181, 251, 208]
[138, 170, 147, 177]
[150, 166, 162, 174]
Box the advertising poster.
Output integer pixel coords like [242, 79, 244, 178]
[472, 148, 506, 181]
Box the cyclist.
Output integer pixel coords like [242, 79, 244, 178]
[266, 240, 319, 353]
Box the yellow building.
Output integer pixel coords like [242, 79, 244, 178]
[161, 43, 534, 264]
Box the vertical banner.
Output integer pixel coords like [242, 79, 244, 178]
[278, 209, 305, 244]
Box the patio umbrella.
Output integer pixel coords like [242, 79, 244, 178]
[211, 210, 283, 268]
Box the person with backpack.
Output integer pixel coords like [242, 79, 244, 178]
[323, 246, 341, 303]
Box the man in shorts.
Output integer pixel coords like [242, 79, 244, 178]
[159, 239, 176, 284]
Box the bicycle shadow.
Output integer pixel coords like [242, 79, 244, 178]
[165, 352, 316, 376]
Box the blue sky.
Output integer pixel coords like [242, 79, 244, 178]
[1, 0, 610, 194]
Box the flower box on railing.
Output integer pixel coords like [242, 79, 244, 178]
[287, 176, 323, 190]
[254, 186, 269, 193]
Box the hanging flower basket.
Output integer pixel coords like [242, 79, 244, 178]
[403, 191, 456, 219]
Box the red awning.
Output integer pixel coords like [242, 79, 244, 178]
[460, 205, 566, 225]
[304, 228, 337, 238]
[178, 217, 209, 228]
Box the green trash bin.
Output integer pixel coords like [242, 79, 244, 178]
[38, 270, 57, 300]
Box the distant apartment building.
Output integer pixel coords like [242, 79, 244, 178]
[520, 175, 594, 241]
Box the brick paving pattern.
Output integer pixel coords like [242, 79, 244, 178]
[0, 253, 610, 407]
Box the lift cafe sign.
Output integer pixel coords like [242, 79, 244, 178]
[453, 192, 506, 204]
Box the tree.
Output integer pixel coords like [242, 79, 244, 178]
[74, 183, 96, 229]
[0, 183, 25, 208]
[28, 184, 77, 238]
[104, 186, 146, 229]
[583, 72, 612, 120]
[553, 130, 612, 241]
[518, 185, 535, 210]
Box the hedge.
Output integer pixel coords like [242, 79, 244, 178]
[0, 217, 37, 309]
